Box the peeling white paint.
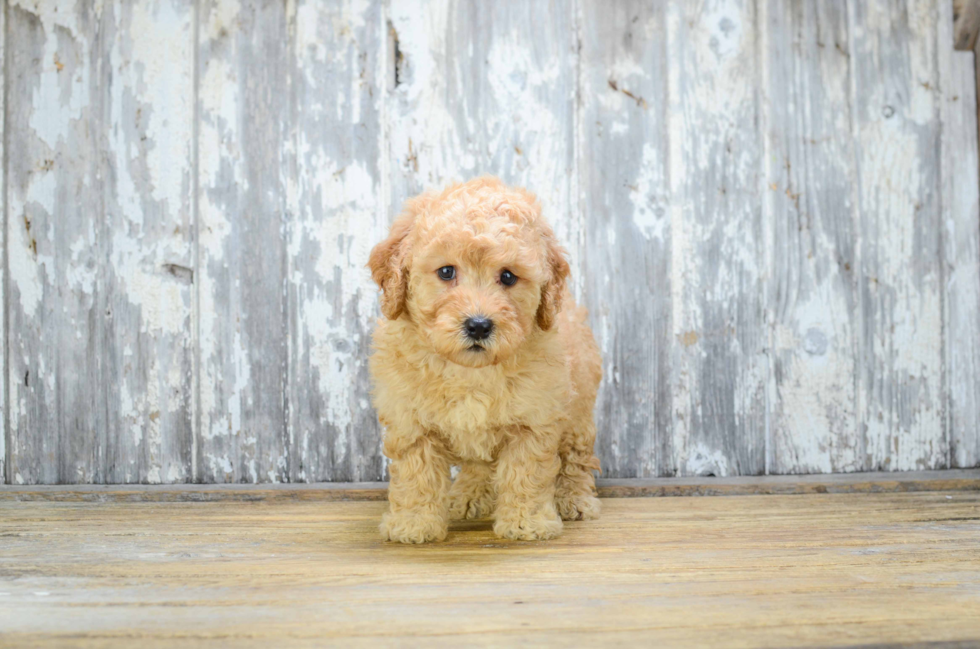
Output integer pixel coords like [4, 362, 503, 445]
[166, 464, 184, 483]
[12, 0, 84, 33]
[284, 0, 389, 481]
[226, 331, 250, 440]
[630, 143, 668, 241]
[388, 0, 578, 275]
[667, 0, 693, 469]
[28, 35, 89, 149]
[197, 0, 247, 480]
[945, 47, 980, 469]
[203, 0, 239, 41]
[8, 215, 44, 319]
[198, 60, 242, 192]
[0, 0, 4, 482]
[684, 442, 731, 477]
[110, 235, 189, 335]
[4, 0, 969, 484]
[210, 454, 233, 477]
[127, 2, 194, 211]
[852, 0, 946, 471]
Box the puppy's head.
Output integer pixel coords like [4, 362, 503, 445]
[369, 177, 569, 368]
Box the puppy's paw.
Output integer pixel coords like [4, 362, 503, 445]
[380, 510, 448, 544]
[448, 490, 494, 520]
[493, 512, 563, 541]
[555, 493, 602, 521]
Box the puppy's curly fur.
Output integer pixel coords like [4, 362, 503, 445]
[368, 177, 602, 543]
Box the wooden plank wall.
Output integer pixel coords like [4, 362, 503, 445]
[951, 0, 980, 469]
[2, 0, 978, 484]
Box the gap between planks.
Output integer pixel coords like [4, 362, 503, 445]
[0, 469, 977, 502]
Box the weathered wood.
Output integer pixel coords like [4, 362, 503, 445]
[977, 36, 980, 165]
[285, 0, 386, 482]
[667, 0, 767, 476]
[196, 0, 291, 482]
[850, 0, 946, 471]
[103, 0, 196, 484]
[765, 1, 861, 473]
[3, 0, 980, 483]
[945, 48, 980, 469]
[386, 0, 580, 282]
[578, 1, 672, 478]
[954, 0, 980, 50]
[597, 467, 980, 497]
[5, 1, 197, 485]
[1, 468, 978, 502]
[6, 1, 110, 484]
[1, 493, 979, 647]
[0, 481, 391, 503]
[0, 0, 5, 485]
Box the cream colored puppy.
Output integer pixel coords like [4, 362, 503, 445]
[368, 176, 602, 543]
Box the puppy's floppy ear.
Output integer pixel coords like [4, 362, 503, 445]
[369, 198, 424, 320]
[536, 234, 571, 331]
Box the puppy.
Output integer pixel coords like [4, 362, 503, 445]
[368, 176, 602, 543]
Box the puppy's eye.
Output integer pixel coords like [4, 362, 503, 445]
[500, 270, 518, 286]
[437, 266, 456, 281]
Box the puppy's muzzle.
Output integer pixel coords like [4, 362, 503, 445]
[464, 316, 494, 341]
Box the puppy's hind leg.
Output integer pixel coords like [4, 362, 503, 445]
[448, 462, 495, 520]
[555, 433, 602, 522]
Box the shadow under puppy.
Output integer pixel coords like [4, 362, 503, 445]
[368, 176, 602, 543]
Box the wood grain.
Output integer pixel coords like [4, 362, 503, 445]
[6, 1, 110, 484]
[103, 0, 196, 484]
[0, 0, 5, 485]
[578, 0, 672, 478]
[2, 0, 979, 483]
[285, 0, 386, 483]
[765, 0, 861, 474]
[945, 48, 980, 469]
[850, 0, 946, 471]
[1, 492, 978, 647]
[667, 0, 767, 477]
[196, 0, 291, 482]
[386, 0, 580, 278]
[596, 468, 980, 498]
[1, 469, 977, 502]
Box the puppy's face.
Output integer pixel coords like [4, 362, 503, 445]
[369, 178, 569, 368]
[408, 216, 545, 368]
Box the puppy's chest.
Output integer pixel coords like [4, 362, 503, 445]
[417, 375, 539, 461]
[422, 378, 513, 430]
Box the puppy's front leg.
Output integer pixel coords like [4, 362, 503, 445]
[492, 427, 563, 541]
[381, 434, 452, 543]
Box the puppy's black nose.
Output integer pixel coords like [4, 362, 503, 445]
[464, 316, 494, 341]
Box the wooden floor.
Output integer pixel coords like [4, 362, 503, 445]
[1, 490, 979, 648]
